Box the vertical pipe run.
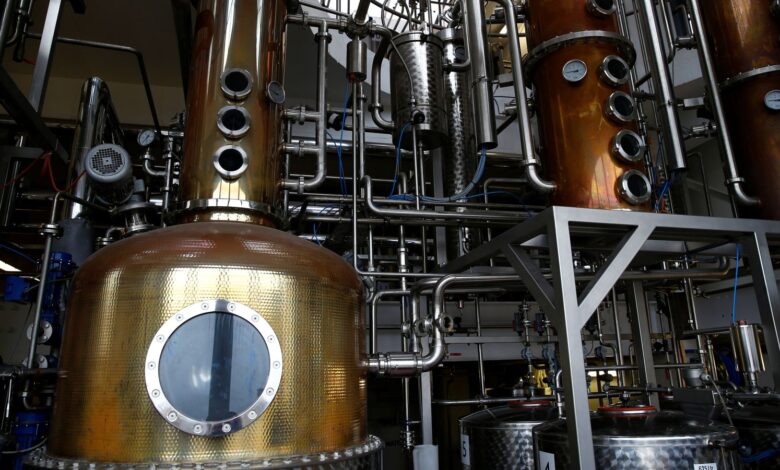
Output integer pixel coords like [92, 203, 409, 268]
[475, 297, 486, 398]
[687, 0, 759, 207]
[462, 0, 497, 148]
[634, 0, 687, 174]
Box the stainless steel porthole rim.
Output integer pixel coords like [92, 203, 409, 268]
[617, 169, 653, 205]
[213, 145, 249, 180]
[605, 91, 637, 123]
[611, 129, 646, 163]
[144, 299, 283, 437]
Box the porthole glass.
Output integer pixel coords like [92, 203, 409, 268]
[159, 312, 270, 422]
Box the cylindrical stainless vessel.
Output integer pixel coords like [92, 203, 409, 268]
[460, 402, 558, 470]
[390, 31, 447, 150]
[730, 405, 780, 469]
[731, 321, 765, 389]
[525, 0, 651, 210]
[534, 407, 740, 469]
[439, 28, 479, 260]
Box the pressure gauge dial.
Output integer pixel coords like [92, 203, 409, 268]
[562, 59, 588, 84]
[764, 90, 780, 111]
[137, 129, 156, 147]
[266, 81, 286, 105]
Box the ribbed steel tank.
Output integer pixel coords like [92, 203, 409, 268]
[730, 404, 780, 469]
[525, 0, 651, 210]
[533, 406, 741, 469]
[390, 31, 447, 150]
[460, 401, 558, 470]
[32, 0, 381, 468]
[699, 0, 780, 220]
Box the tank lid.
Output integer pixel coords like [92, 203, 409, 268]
[597, 405, 657, 418]
[508, 400, 554, 409]
[460, 403, 558, 429]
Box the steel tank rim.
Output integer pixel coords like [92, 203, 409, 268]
[534, 412, 739, 447]
[391, 30, 444, 50]
[26, 436, 384, 469]
[460, 402, 559, 430]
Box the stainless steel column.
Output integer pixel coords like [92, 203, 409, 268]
[462, 0, 496, 148]
[625, 281, 659, 408]
[634, 0, 687, 174]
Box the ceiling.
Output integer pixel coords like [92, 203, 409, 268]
[2, 0, 185, 90]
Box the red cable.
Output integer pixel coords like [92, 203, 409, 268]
[0, 151, 50, 190]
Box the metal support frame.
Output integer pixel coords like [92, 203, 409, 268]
[444, 206, 780, 469]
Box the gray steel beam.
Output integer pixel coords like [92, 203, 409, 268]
[625, 281, 659, 408]
[546, 216, 596, 469]
[0, 66, 68, 161]
[27, 0, 64, 112]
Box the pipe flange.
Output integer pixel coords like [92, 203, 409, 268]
[719, 64, 780, 91]
[605, 91, 637, 123]
[39, 223, 62, 238]
[610, 130, 646, 163]
[586, 0, 616, 17]
[217, 105, 252, 139]
[617, 170, 652, 205]
[220, 68, 253, 101]
[524, 30, 636, 78]
[599, 55, 631, 87]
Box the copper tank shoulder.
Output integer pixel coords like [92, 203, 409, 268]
[526, 0, 621, 46]
[700, 0, 780, 81]
[179, 0, 287, 224]
[47, 222, 367, 464]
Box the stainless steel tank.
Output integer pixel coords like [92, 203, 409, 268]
[460, 401, 558, 470]
[390, 31, 447, 150]
[730, 404, 780, 469]
[534, 406, 741, 469]
[438, 27, 479, 260]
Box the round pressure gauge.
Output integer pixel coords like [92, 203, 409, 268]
[137, 129, 156, 147]
[764, 90, 780, 111]
[266, 81, 286, 105]
[562, 59, 588, 84]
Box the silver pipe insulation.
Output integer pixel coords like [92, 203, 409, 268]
[63, 77, 123, 219]
[634, 0, 688, 174]
[686, 0, 759, 206]
[490, 0, 555, 192]
[462, 0, 496, 147]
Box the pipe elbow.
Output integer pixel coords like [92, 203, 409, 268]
[728, 178, 760, 206]
[525, 163, 556, 193]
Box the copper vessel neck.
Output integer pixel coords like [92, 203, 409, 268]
[178, 0, 287, 227]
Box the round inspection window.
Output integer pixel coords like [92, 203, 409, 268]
[145, 300, 283, 436]
[611, 130, 646, 163]
[606, 91, 637, 123]
[220, 68, 253, 101]
[586, 0, 616, 17]
[213, 145, 248, 180]
[617, 169, 652, 205]
[217, 106, 251, 139]
[599, 55, 630, 87]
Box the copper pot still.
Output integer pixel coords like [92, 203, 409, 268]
[35, 0, 382, 468]
[525, 0, 652, 211]
[699, 0, 780, 220]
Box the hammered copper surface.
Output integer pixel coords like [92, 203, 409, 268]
[179, 0, 286, 223]
[47, 222, 367, 463]
[526, 0, 620, 46]
[700, 0, 780, 81]
[532, 43, 648, 210]
[700, 0, 780, 220]
[721, 74, 780, 220]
